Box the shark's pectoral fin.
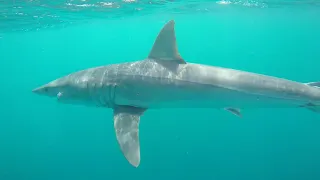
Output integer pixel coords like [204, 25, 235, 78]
[148, 20, 186, 65]
[224, 107, 242, 117]
[113, 105, 147, 167]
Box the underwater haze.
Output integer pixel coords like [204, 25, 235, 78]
[1, 0, 320, 179]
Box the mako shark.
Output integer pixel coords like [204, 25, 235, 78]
[33, 20, 320, 167]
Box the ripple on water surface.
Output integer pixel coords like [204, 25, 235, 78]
[0, 0, 319, 33]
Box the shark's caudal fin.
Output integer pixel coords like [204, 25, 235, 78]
[305, 81, 320, 88]
[148, 20, 186, 64]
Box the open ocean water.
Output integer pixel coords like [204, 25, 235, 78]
[1, 0, 320, 179]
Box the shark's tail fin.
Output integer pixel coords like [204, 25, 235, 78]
[305, 81, 320, 88]
[301, 81, 320, 113]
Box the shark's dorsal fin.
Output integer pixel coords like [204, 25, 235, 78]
[148, 20, 186, 64]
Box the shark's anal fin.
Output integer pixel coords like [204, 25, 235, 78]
[148, 20, 186, 64]
[113, 105, 147, 167]
[299, 102, 320, 113]
[224, 107, 242, 117]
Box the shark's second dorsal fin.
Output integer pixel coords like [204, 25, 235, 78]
[148, 20, 186, 64]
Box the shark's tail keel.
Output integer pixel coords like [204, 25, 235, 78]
[302, 81, 320, 113]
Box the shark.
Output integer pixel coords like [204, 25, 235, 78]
[32, 20, 320, 168]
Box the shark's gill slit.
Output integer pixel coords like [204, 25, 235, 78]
[110, 84, 117, 108]
[98, 87, 105, 107]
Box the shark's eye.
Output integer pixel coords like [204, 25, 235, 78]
[43, 88, 48, 92]
[57, 92, 63, 98]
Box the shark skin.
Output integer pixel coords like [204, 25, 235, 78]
[32, 20, 320, 167]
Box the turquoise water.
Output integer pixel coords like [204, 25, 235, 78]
[1, 0, 320, 179]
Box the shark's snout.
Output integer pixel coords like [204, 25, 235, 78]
[32, 85, 48, 94]
[32, 78, 68, 98]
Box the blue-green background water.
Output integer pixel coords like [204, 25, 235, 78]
[1, 0, 320, 179]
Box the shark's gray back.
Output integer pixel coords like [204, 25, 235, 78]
[73, 59, 320, 109]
